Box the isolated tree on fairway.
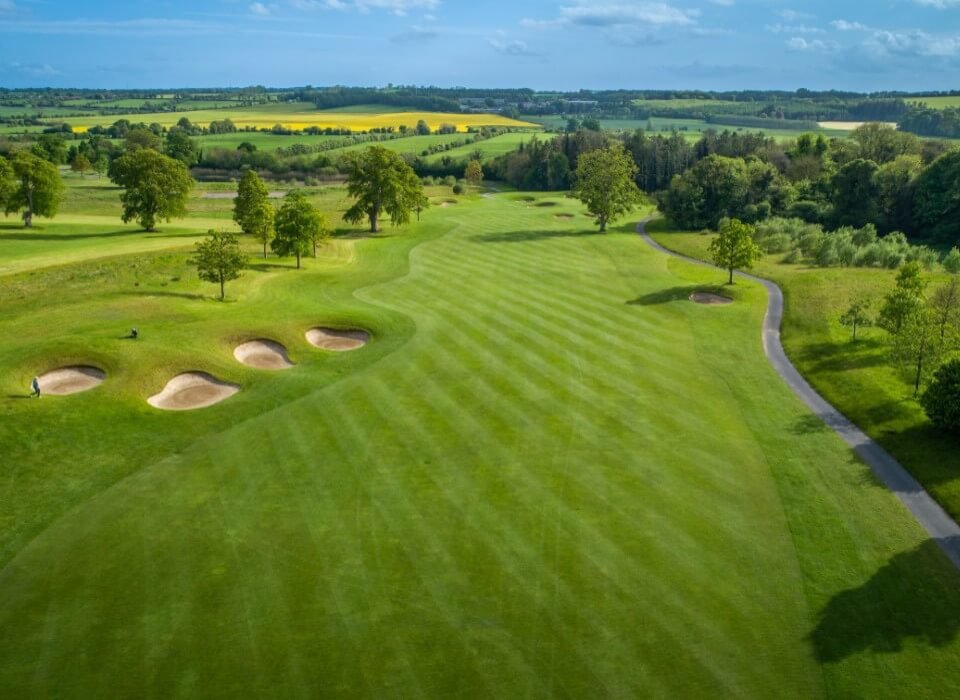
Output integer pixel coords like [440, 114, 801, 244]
[193, 230, 246, 300]
[233, 170, 275, 258]
[708, 218, 762, 284]
[109, 149, 193, 232]
[5, 151, 63, 228]
[464, 159, 483, 186]
[840, 297, 873, 342]
[272, 190, 322, 269]
[921, 359, 960, 431]
[309, 212, 331, 257]
[71, 153, 91, 178]
[343, 146, 425, 233]
[571, 142, 643, 232]
[878, 262, 926, 334]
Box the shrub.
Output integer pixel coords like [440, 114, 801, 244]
[945, 247, 960, 274]
[452, 183, 464, 195]
[921, 359, 960, 431]
[782, 248, 801, 264]
[758, 232, 793, 253]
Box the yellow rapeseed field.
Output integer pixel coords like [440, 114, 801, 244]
[63, 104, 537, 133]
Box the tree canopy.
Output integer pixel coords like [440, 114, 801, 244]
[708, 218, 762, 284]
[233, 170, 275, 258]
[272, 190, 323, 268]
[571, 142, 643, 232]
[192, 230, 246, 300]
[343, 146, 426, 233]
[109, 149, 193, 231]
[4, 151, 64, 228]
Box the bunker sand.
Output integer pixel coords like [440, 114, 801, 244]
[234, 339, 294, 370]
[305, 327, 370, 352]
[148, 372, 239, 410]
[690, 292, 732, 305]
[38, 366, 105, 395]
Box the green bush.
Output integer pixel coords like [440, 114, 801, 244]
[921, 360, 960, 431]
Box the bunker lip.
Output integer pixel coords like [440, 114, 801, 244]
[233, 339, 294, 370]
[147, 372, 240, 411]
[690, 292, 733, 305]
[305, 327, 370, 352]
[38, 366, 106, 395]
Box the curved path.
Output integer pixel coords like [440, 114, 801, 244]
[637, 219, 960, 568]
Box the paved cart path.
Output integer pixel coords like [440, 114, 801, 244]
[637, 219, 960, 568]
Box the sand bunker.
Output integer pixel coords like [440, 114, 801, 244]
[233, 339, 294, 370]
[438, 200, 457, 208]
[690, 292, 733, 305]
[148, 372, 240, 410]
[38, 366, 105, 395]
[305, 327, 370, 352]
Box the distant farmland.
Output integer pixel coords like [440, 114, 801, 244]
[56, 102, 539, 134]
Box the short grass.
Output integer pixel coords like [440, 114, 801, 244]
[646, 221, 960, 525]
[55, 102, 538, 133]
[2, 191, 960, 697]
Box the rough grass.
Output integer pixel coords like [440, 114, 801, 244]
[646, 221, 960, 526]
[2, 195, 960, 697]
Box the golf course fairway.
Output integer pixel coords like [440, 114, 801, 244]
[2, 192, 960, 698]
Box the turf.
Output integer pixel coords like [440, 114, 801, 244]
[645, 222, 960, 526]
[3, 194, 960, 698]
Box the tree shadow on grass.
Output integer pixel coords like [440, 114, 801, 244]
[246, 262, 295, 272]
[810, 538, 960, 662]
[119, 290, 206, 301]
[790, 414, 830, 435]
[796, 339, 890, 374]
[0, 229, 198, 242]
[627, 285, 727, 306]
[470, 229, 602, 244]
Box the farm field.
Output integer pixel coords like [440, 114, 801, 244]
[2, 188, 960, 697]
[54, 102, 539, 133]
[909, 96, 960, 109]
[423, 132, 533, 162]
[524, 114, 851, 141]
[646, 223, 960, 527]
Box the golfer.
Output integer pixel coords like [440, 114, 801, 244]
[31, 376, 40, 398]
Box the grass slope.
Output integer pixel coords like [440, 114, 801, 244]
[645, 222, 960, 525]
[1, 196, 960, 697]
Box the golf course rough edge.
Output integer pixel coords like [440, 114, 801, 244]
[38, 366, 106, 395]
[147, 372, 240, 411]
[233, 339, 294, 370]
[305, 327, 370, 352]
[637, 218, 960, 569]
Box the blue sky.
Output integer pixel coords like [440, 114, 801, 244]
[1, 0, 959, 91]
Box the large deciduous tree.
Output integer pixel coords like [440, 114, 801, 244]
[571, 142, 643, 232]
[5, 151, 64, 228]
[193, 230, 246, 300]
[464, 159, 483, 186]
[109, 149, 193, 232]
[272, 190, 323, 269]
[708, 218, 762, 284]
[165, 129, 199, 166]
[233, 170, 275, 258]
[830, 158, 880, 228]
[0, 156, 15, 211]
[343, 146, 425, 233]
[913, 150, 960, 243]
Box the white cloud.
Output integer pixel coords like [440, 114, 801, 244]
[780, 9, 813, 21]
[766, 23, 823, 34]
[9, 61, 60, 76]
[488, 35, 537, 55]
[914, 0, 960, 7]
[708, 0, 734, 6]
[866, 28, 960, 57]
[291, 0, 438, 13]
[831, 20, 869, 31]
[250, 2, 271, 15]
[787, 36, 839, 52]
[559, 2, 698, 27]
